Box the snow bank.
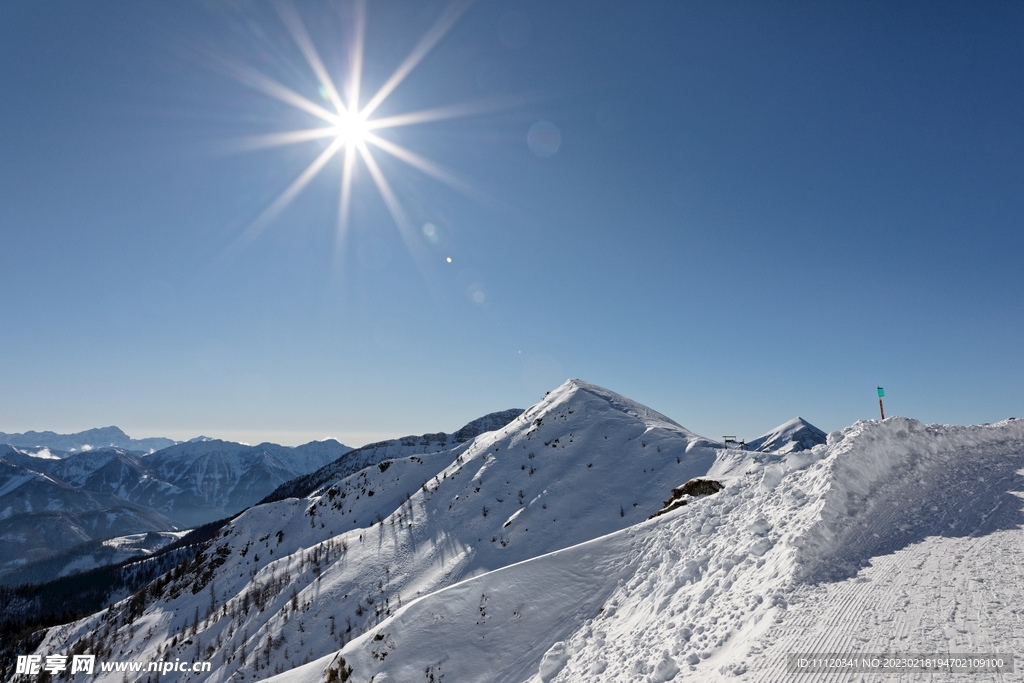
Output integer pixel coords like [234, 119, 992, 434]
[794, 416, 1024, 581]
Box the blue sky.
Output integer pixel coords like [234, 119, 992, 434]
[1, 1, 1021, 446]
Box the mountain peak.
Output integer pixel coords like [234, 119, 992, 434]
[530, 379, 691, 434]
[745, 416, 827, 453]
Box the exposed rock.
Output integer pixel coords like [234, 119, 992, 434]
[649, 478, 724, 519]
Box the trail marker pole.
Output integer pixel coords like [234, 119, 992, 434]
[877, 386, 885, 420]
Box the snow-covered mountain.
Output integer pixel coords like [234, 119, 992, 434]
[0, 441, 353, 525]
[261, 408, 525, 504]
[17, 384, 1023, 683]
[30, 380, 718, 682]
[0, 426, 177, 454]
[0, 446, 183, 575]
[0, 439, 353, 578]
[744, 417, 827, 453]
[0, 501, 178, 579]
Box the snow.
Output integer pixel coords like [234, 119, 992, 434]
[46, 531, 193, 578]
[100, 530, 189, 551]
[258, 523, 638, 683]
[0, 471, 43, 498]
[26, 383, 1024, 683]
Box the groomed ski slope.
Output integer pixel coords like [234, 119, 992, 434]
[265, 415, 1024, 683]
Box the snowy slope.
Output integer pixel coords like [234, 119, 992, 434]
[263, 416, 1024, 683]
[32, 380, 718, 683]
[262, 409, 524, 504]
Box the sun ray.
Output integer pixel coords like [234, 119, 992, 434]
[357, 143, 423, 255]
[241, 138, 344, 242]
[365, 98, 514, 130]
[359, 0, 475, 119]
[336, 142, 358, 257]
[346, 0, 367, 115]
[226, 127, 339, 153]
[275, 1, 347, 116]
[225, 0, 513, 268]
[227, 61, 341, 124]
[363, 131, 480, 198]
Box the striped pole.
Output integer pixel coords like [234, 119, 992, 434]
[877, 386, 885, 420]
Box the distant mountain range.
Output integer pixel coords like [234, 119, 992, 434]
[0, 426, 177, 454]
[0, 434, 352, 581]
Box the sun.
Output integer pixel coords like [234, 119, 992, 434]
[332, 110, 369, 149]
[225, 0, 490, 261]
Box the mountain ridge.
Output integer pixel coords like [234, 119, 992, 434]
[0, 427, 177, 454]
[24, 380, 719, 683]
[260, 408, 524, 505]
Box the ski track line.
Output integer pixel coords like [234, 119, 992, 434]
[745, 531, 1024, 683]
[752, 550, 905, 683]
